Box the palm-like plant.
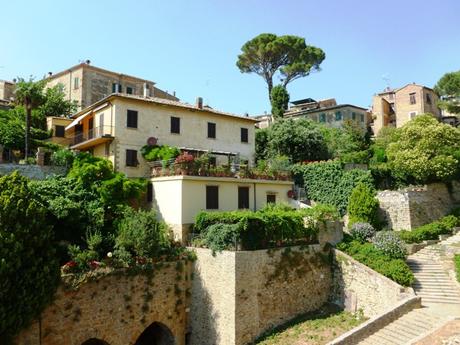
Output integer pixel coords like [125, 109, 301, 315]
[14, 78, 45, 158]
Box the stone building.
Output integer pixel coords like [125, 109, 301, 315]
[255, 98, 370, 130]
[44, 61, 178, 110]
[0, 79, 15, 108]
[372, 83, 441, 135]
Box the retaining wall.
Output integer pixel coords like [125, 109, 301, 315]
[0, 163, 66, 180]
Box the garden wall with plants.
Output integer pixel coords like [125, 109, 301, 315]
[189, 245, 332, 345]
[0, 163, 66, 179]
[15, 261, 192, 345]
[377, 181, 460, 230]
[330, 249, 415, 318]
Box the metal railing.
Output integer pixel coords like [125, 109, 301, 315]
[73, 126, 114, 145]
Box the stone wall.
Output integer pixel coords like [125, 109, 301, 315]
[330, 249, 414, 318]
[0, 164, 66, 180]
[190, 245, 332, 345]
[15, 262, 192, 345]
[377, 182, 460, 230]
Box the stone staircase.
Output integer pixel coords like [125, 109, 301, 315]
[352, 233, 460, 345]
[356, 308, 446, 345]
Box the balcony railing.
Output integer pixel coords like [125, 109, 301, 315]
[72, 126, 114, 146]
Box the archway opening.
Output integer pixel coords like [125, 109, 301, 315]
[135, 322, 175, 345]
[81, 339, 109, 345]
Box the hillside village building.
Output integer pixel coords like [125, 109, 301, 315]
[372, 83, 441, 135]
[0, 79, 15, 109]
[255, 98, 370, 130]
[63, 93, 292, 241]
[44, 61, 178, 111]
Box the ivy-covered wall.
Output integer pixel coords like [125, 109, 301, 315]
[15, 261, 192, 345]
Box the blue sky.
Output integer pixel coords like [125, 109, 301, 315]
[1, 0, 459, 116]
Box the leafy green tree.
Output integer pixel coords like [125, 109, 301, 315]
[270, 85, 290, 119]
[236, 33, 325, 101]
[434, 70, 460, 115]
[255, 128, 269, 162]
[14, 78, 46, 157]
[267, 118, 329, 163]
[348, 182, 380, 228]
[0, 109, 25, 150]
[0, 172, 60, 342]
[386, 114, 460, 183]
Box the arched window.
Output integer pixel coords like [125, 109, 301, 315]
[135, 322, 175, 345]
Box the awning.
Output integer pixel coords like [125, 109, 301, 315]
[65, 102, 110, 130]
[179, 147, 238, 156]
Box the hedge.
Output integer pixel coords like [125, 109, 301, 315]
[292, 160, 374, 215]
[337, 238, 414, 286]
[193, 204, 338, 251]
[398, 215, 459, 244]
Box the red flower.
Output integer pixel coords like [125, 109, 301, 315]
[88, 260, 101, 269]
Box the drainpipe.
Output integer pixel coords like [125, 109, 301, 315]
[253, 182, 257, 211]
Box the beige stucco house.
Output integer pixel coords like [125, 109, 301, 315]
[372, 83, 441, 135]
[44, 61, 178, 111]
[151, 175, 293, 241]
[64, 93, 258, 178]
[0, 79, 15, 108]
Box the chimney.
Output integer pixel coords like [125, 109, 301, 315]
[143, 82, 150, 97]
[196, 97, 203, 109]
[48, 72, 53, 77]
[85, 59, 91, 65]
[173, 91, 176, 97]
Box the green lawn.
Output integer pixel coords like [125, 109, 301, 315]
[256, 303, 365, 345]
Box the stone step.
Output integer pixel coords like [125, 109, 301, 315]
[420, 297, 460, 304]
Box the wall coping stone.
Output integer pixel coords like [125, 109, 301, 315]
[327, 295, 422, 345]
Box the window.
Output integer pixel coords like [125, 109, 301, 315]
[206, 186, 219, 209]
[319, 113, 326, 122]
[127, 110, 138, 128]
[238, 187, 250, 209]
[409, 93, 416, 105]
[360, 114, 365, 122]
[426, 93, 432, 104]
[55, 125, 65, 137]
[352, 112, 356, 120]
[126, 86, 133, 94]
[241, 128, 248, 143]
[335, 111, 342, 121]
[409, 111, 417, 119]
[73, 77, 80, 89]
[207, 122, 216, 139]
[171, 116, 180, 134]
[267, 194, 276, 204]
[112, 83, 122, 93]
[126, 149, 138, 167]
[147, 182, 153, 202]
[209, 156, 217, 166]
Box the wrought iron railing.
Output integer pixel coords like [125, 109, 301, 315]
[72, 126, 114, 145]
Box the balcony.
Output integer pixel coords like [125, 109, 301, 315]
[70, 126, 114, 150]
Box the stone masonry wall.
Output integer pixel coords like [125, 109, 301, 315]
[190, 245, 332, 345]
[15, 262, 192, 345]
[330, 249, 414, 318]
[0, 164, 66, 180]
[377, 182, 459, 230]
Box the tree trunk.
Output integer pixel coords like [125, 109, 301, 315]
[267, 79, 273, 102]
[25, 101, 31, 159]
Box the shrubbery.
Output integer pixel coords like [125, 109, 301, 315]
[347, 182, 379, 228]
[455, 255, 460, 282]
[292, 160, 374, 215]
[337, 238, 414, 286]
[372, 231, 407, 259]
[141, 144, 180, 162]
[50, 148, 75, 167]
[349, 222, 375, 243]
[0, 172, 60, 342]
[193, 204, 338, 251]
[398, 215, 459, 244]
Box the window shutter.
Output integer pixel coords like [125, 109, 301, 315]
[238, 187, 249, 209]
[208, 122, 216, 138]
[55, 125, 65, 138]
[127, 110, 138, 128]
[206, 186, 219, 209]
[241, 128, 248, 143]
[171, 117, 180, 134]
[126, 149, 138, 167]
[112, 83, 117, 93]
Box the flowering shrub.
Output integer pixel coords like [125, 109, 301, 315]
[350, 222, 376, 243]
[372, 231, 407, 259]
[175, 151, 194, 164]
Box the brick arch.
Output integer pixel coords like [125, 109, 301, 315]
[135, 321, 176, 345]
[81, 339, 110, 345]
